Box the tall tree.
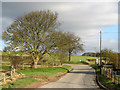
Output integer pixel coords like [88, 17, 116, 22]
[101, 49, 119, 69]
[101, 49, 114, 63]
[64, 32, 84, 61]
[2, 10, 60, 68]
[50, 31, 84, 62]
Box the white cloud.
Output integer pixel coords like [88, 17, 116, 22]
[2, 17, 13, 30]
[1, 2, 118, 52]
[0, 17, 13, 39]
[1, 0, 119, 2]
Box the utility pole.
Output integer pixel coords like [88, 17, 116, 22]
[100, 30, 102, 74]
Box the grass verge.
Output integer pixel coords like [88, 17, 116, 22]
[2, 78, 38, 88]
[2, 65, 72, 89]
[90, 64, 120, 90]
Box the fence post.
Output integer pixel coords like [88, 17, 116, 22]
[114, 71, 116, 84]
[110, 69, 112, 80]
[111, 70, 113, 81]
[2, 73, 6, 84]
[109, 69, 110, 79]
[118, 75, 119, 85]
[101, 67, 103, 74]
[103, 67, 105, 75]
[107, 69, 108, 78]
[118, 75, 120, 85]
[22, 63, 24, 70]
[106, 68, 107, 75]
[10, 65, 13, 80]
[104, 67, 106, 75]
[10, 70, 13, 79]
[105, 68, 106, 75]
[13, 68, 15, 74]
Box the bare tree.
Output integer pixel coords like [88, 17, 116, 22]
[63, 32, 84, 61]
[50, 31, 84, 62]
[2, 10, 60, 68]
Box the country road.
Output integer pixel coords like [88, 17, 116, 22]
[37, 64, 101, 89]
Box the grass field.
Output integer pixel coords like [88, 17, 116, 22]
[65, 55, 99, 65]
[70, 55, 99, 62]
[1, 52, 99, 88]
[2, 65, 72, 88]
[1, 51, 99, 62]
[1, 55, 99, 72]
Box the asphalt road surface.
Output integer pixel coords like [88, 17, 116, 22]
[38, 64, 100, 89]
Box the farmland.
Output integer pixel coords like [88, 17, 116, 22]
[1, 51, 100, 88]
[3, 52, 118, 90]
[1, 53, 99, 72]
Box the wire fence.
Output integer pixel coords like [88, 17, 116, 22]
[101, 67, 120, 86]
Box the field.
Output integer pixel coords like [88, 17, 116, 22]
[1, 52, 99, 88]
[1, 54, 99, 71]
[71, 55, 99, 62]
[65, 55, 99, 65]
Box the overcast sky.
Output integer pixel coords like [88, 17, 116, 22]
[0, 0, 119, 54]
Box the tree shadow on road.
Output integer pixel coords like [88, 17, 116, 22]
[69, 70, 95, 75]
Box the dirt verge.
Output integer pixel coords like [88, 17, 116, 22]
[25, 72, 68, 88]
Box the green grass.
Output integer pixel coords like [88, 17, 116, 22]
[1, 52, 99, 62]
[2, 78, 38, 88]
[64, 61, 89, 65]
[64, 55, 98, 65]
[18, 65, 72, 77]
[2, 63, 11, 72]
[90, 64, 120, 90]
[61, 65, 72, 71]
[1, 54, 99, 72]
[2, 65, 72, 88]
[71, 55, 99, 62]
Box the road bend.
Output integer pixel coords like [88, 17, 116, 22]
[38, 64, 101, 89]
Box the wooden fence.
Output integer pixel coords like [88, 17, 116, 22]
[1, 66, 17, 84]
[102, 67, 120, 86]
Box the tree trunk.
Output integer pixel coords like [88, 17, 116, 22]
[33, 61, 38, 68]
[68, 52, 71, 62]
[31, 56, 39, 69]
